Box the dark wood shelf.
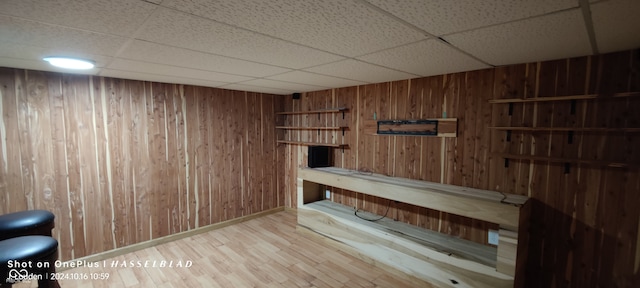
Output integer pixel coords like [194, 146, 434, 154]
[489, 126, 640, 132]
[276, 126, 348, 130]
[488, 92, 640, 104]
[276, 107, 348, 115]
[276, 107, 349, 147]
[276, 140, 348, 148]
[493, 153, 637, 168]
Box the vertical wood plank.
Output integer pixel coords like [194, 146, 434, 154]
[46, 72, 73, 259]
[104, 77, 127, 248]
[15, 70, 35, 211]
[0, 68, 27, 213]
[93, 76, 116, 252]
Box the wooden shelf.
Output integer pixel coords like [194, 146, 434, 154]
[276, 107, 349, 147]
[488, 92, 640, 104]
[305, 200, 498, 266]
[276, 107, 348, 115]
[298, 167, 527, 228]
[276, 126, 348, 130]
[298, 203, 513, 287]
[494, 153, 638, 168]
[297, 167, 529, 285]
[489, 126, 640, 132]
[276, 140, 347, 148]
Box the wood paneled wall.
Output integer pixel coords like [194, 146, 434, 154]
[0, 68, 284, 261]
[281, 49, 640, 287]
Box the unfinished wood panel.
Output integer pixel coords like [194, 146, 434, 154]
[331, 86, 358, 210]
[283, 49, 640, 287]
[103, 78, 126, 248]
[442, 73, 461, 186]
[0, 68, 282, 261]
[439, 73, 466, 240]
[418, 76, 444, 183]
[44, 72, 73, 260]
[434, 73, 467, 240]
[390, 80, 409, 179]
[467, 70, 498, 245]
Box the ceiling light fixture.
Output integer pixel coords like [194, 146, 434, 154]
[43, 56, 95, 70]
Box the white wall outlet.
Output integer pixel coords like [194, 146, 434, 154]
[325, 189, 331, 199]
[488, 230, 499, 245]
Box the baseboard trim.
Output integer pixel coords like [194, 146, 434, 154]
[59, 207, 284, 271]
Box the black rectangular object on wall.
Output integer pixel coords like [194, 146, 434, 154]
[308, 146, 332, 168]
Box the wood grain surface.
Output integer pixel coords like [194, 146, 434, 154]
[0, 69, 283, 261]
[281, 49, 640, 287]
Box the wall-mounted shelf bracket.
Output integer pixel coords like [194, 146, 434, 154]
[568, 131, 574, 144]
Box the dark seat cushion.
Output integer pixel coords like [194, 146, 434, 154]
[0, 210, 55, 239]
[0, 236, 58, 265]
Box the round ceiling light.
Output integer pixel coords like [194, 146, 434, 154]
[43, 57, 95, 70]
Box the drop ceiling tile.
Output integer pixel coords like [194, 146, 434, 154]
[358, 39, 490, 76]
[267, 71, 367, 88]
[161, 0, 426, 57]
[0, 15, 128, 57]
[365, 0, 578, 36]
[444, 9, 591, 66]
[138, 8, 344, 69]
[99, 69, 230, 88]
[107, 59, 253, 83]
[0, 42, 112, 68]
[0, 0, 158, 37]
[220, 83, 295, 95]
[240, 79, 328, 93]
[591, 0, 640, 53]
[0, 57, 101, 76]
[119, 41, 290, 78]
[305, 59, 417, 83]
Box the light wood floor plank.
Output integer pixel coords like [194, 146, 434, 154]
[12, 211, 433, 287]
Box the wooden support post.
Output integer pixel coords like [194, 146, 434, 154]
[496, 229, 518, 277]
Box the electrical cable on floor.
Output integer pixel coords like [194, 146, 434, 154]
[354, 200, 393, 222]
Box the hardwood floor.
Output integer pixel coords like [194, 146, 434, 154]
[13, 211, 432, 287]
